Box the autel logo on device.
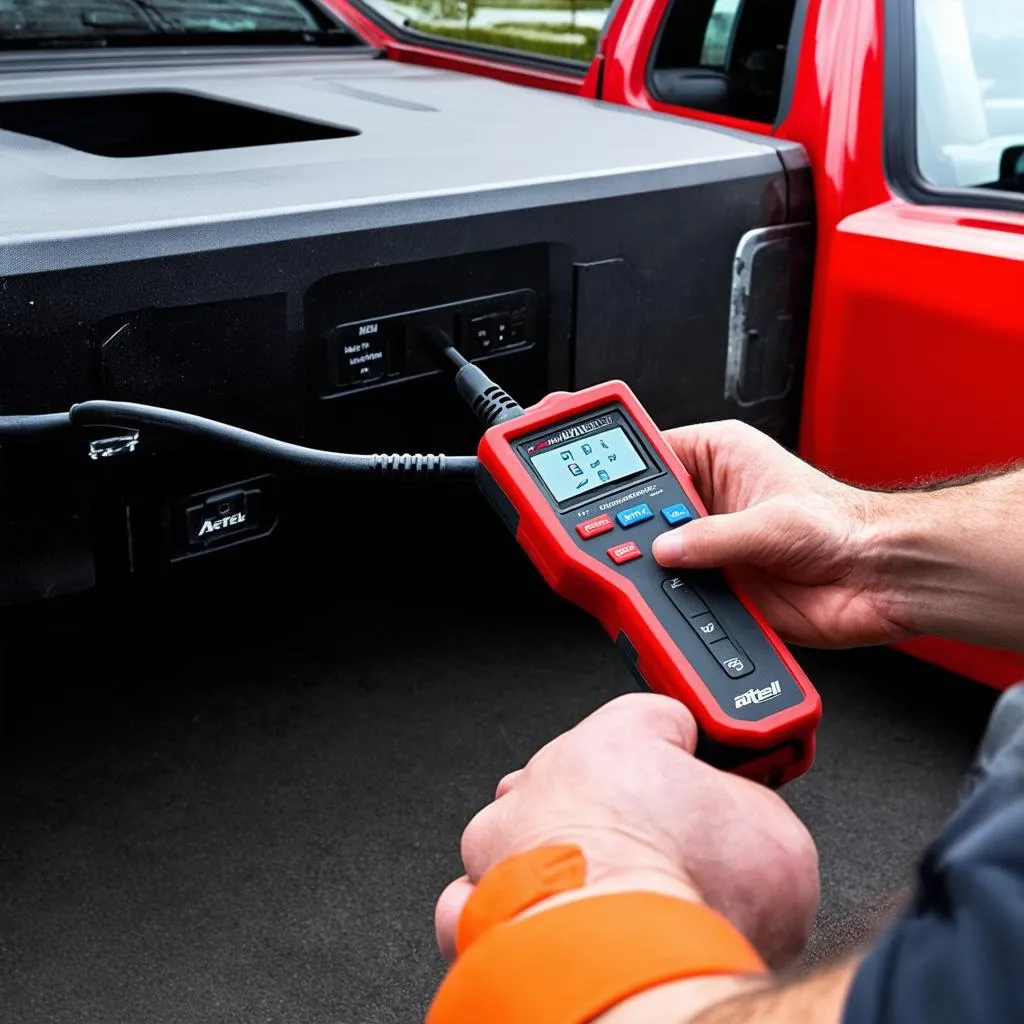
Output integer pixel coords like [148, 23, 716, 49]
[734, 681, 781, 710]
[526, 415, 614, 453]
[198, 512, 247, 537]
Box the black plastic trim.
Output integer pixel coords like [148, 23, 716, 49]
[476, 464, 520, 536]
[883, 0, 1024, 214]
[773, 0, 810, 129]
[0, 46, 378, 76]
[645, 0, 810, 129]
[695, 732, 800, 784]
[615, 631, 651, 691]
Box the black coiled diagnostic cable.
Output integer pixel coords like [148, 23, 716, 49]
[0, 332, 523, 479]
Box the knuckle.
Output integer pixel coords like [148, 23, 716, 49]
[495, 769, 523, 799]
[600, 692, 656, 715]
[459, 803, 496, 876]
[719, 418, 754, 440]
[719, 418, 775, 452]
[596, 692, 696, 740]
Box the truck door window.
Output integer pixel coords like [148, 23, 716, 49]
[359, 0, 614, 64]
[649, 0, 800, 124]
[913, 0, 1024, 196]
[699, 0, 742, 66]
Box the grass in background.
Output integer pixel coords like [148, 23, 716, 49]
[408, 19, 599, 60]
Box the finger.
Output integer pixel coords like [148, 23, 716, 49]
[652, 503, 799, 570]
[495, 769, 524, 799]
[435, 876, 475, 962]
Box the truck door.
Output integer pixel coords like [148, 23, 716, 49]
[802, 0, 1024, 688]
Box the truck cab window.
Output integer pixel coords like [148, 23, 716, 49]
[361, 0, 614, 63]
[650, 0, 799, 124]
[914, 0, 1024, 195]
[699, 0, 742, 65]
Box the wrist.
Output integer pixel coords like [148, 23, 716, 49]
[593, 973, 767, 1024]
[431, 845, 767, 1024]
[854, 476, 1016, 643]
[851, 488, 935, 640]
[511, 864, 758, 1024]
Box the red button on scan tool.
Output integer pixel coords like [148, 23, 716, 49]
[607, 540, 642, 565]
[576, 514, 614, 540]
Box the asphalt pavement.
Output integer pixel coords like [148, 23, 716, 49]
[0, 536, 999, 1024]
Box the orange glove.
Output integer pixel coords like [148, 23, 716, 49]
[427, 844, 766, 1024]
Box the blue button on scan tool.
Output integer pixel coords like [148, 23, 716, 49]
[660, 503, 693, 526]
[616, 503, 654, 528]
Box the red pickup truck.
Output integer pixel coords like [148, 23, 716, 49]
[0, 0, 1019, 689]
[326, 0, 1024, 688]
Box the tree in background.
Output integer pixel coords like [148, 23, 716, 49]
[409, 0, 465, 21]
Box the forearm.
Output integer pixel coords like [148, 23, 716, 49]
[865, 467, 1024, 650]
[594, 958, 859, 1024]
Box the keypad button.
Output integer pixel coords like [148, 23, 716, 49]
[662, 578, 708, 618]
[660, 502, 693, 526]
[576, 514, 614, 540]
[607, 540, 642, 565]
[691, 613, 726, 647]
[710, 640, 754, 679]
[616, 503, 654, 529]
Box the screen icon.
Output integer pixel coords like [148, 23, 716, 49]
[576, 478, 590, 490]
[590, 459, 601, 469]
[561, 450, 572, 462]
[568, 463, 583, 477]
[598, 469, 610, 482]
[582, 443, 593, 455]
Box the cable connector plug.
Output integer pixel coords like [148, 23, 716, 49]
[419, 327, 525, 429]
[454, 364, 524, 428]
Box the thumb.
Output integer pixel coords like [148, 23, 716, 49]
[435, 876, 475, 963]
[652, 505, 792, 569]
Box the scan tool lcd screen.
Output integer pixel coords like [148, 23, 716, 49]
[529, 426, 647, 503]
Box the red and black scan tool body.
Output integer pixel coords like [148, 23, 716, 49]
[476, 380, 821, 785]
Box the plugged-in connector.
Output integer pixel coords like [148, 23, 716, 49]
[453, 365, 524, 427]
[419, 327, 524, 428]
